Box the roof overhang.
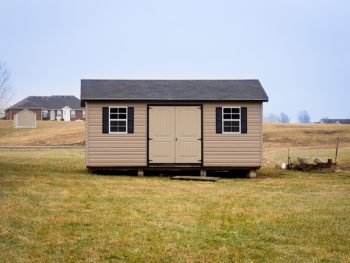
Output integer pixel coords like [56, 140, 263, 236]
[81, 98, 268, 107]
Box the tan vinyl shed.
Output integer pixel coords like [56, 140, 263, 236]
[14, 109, 36, 128]
[81, 79, 268, 177]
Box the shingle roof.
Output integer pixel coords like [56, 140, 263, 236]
[8, 95, 83, 110]
[80, 79, 268, 104]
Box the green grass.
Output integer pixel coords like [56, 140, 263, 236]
[1, 148, 350, 262]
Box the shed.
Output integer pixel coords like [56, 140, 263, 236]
[81, 79, 269, 177]
[14, 109, 36, 128]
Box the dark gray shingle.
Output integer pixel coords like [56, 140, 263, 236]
[8, 95, 83, 110]
[81, 79, 268, 102]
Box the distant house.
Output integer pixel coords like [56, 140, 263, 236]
[5, 95, 85, 121]
[320, 119, 350, 124]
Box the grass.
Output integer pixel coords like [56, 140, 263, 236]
[0, 120, 85, 146]
[264, 123, 350, 148]
[262, 123, 350, 169]
[264, 146, 350, 169]
[1, 122, 350, 261]
[1, 148, 350, 262]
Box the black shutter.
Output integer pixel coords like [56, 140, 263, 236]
[216, 107, 222, 133]
[127, 107, 134, 133]
[241, 107, 247, 134]
[102, 107, 109, 133]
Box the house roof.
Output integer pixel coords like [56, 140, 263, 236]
[7, 95, 83, 110]
[80, 79, 269, 105]
[320, 119, 350, 124]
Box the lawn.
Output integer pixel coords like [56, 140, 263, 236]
[0, 120, 85, 146]
[263, 123, 350, 148]
[1, 148, 350, 262]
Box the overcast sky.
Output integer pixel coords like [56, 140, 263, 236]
[1, 0, 349, 122]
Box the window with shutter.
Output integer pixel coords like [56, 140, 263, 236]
[109, 106, 127, 134]
[220, 107, 247, 134]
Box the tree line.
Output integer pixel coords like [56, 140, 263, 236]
[264, 111, 311, 123]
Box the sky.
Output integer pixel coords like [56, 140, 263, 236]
[1, 0, 349, 122]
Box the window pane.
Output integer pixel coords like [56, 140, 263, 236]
[232, 114, 240, 119]
[223, 114, 231, 119]
[232, 127, 239, 132]
[232, 108, 240, 113]
[110, 114, 119, 119]
[224, 126, 231, 132]
[110, 126, 119, 132]
[110, 108, 119, 113]
[232, 121, 239, 126]
[223, 108, 231, 113]
[119, 114, 127, 119]
[223, 121, 232, 127]
[110, 120, 124, 126]
[119, 127, 126, 132]
[119, 108, 127, 113]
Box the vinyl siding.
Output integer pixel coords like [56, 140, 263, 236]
[85, 101, 262, 168]
[86, 102, 147, 167]
[203, 102, 262, 167]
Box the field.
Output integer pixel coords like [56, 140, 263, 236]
[0, 120, 85, 146]
[1, 121, 350, 262]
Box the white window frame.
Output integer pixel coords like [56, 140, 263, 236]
[70, 110, 76, 118]
[109, 106, 128, 134]
[222, 106, 241, 134]
[57, 110, 62, 117]
[83, 110, 86, 118]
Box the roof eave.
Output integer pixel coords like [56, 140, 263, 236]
[81, 97, 268, 106]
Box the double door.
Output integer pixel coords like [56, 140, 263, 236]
[149, 106, 202, 164]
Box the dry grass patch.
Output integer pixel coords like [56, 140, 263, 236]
[264, 123, 350, 148]
[0, 120, 85, 146]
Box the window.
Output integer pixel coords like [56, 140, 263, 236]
[109, 106, 127, 133]
[70, 110, 76, 118]
[42, 110, 48, 119]
[83, 110, 85, 118]
[57, 110, 62, 117]
[222, 107, 241, 133]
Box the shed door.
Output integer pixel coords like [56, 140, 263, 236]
[175, 107, 201, 163]
[149, 107, 176, 163]
[149, 106, 201, 164]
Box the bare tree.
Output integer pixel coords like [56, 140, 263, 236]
[298, 110, 310, 123]
[0, 62, 11, 117]
[280, 112, 290, 123]
[264, 113, 281, 123]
